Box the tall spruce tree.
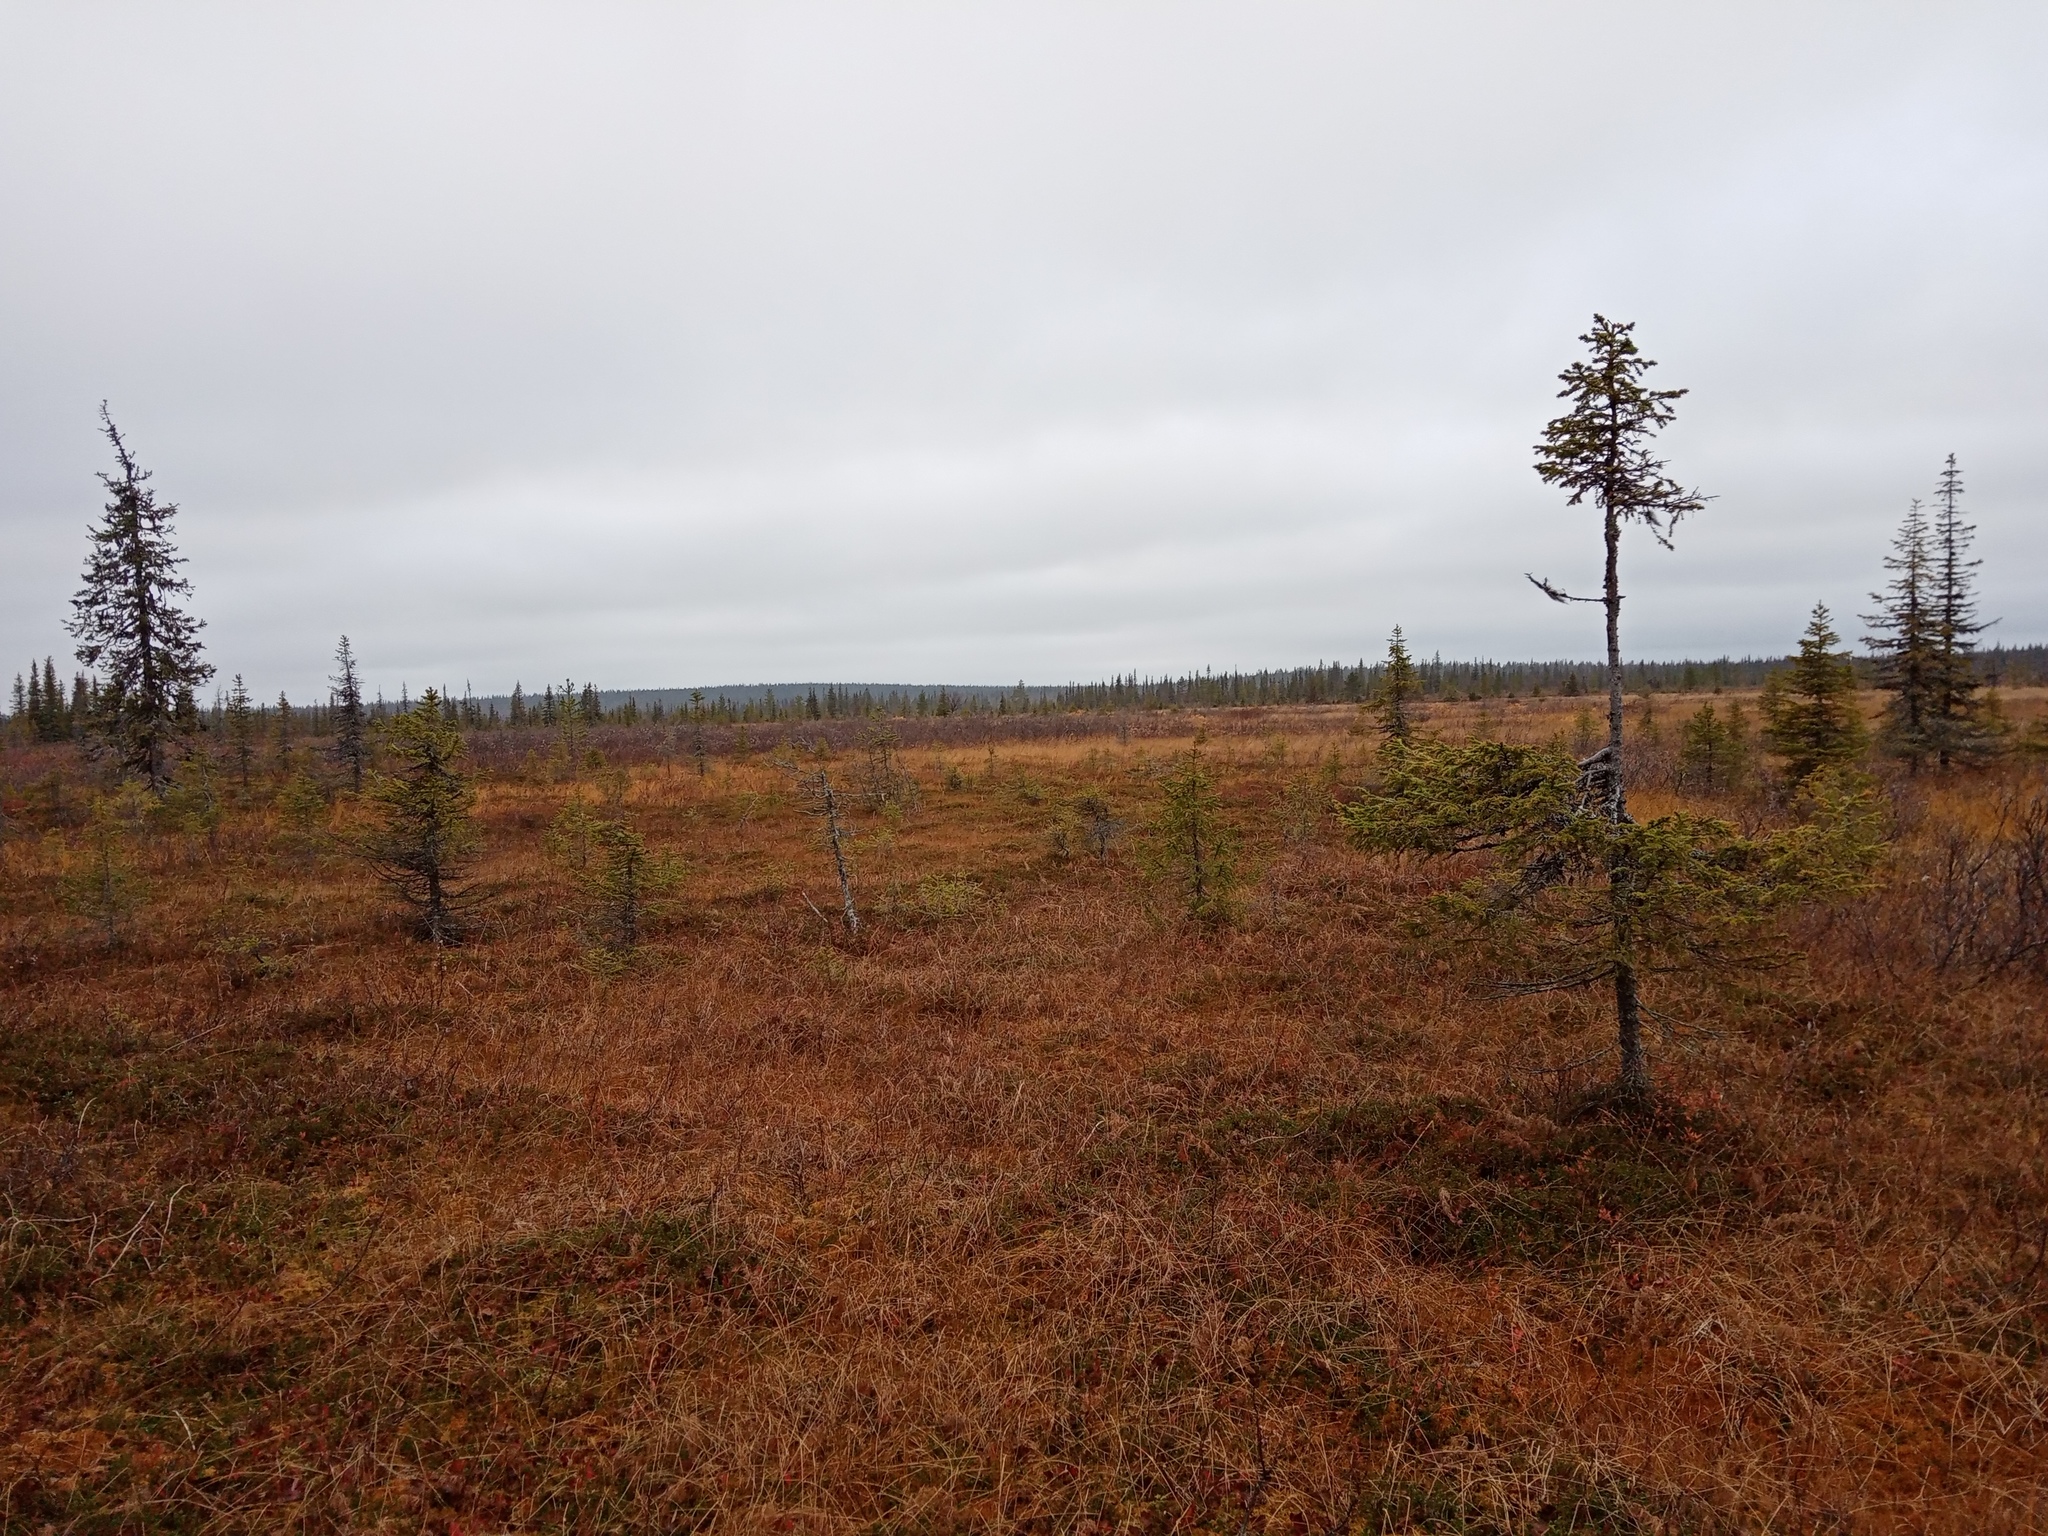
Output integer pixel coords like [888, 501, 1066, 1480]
[331, 635, 368, 791]
[1523, 316, 1706, 1105]
[1372, 626, 1421, 743]
[1926, 455, 1995, 768]
[273, 693, 294, 776]
[224, 675, 257, 791]
[1530, 316, 1706, 812]
[67, 408, 213, 791]
[1863, 499, 1935, 773]
[37, 658, 66, 741]
[1763, 604, 1867, 786]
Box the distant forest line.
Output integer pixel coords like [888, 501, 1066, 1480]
[20, 641, 2025, 737]
[434, 641, 2048, 727]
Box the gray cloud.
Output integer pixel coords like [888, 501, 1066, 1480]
[3, 2, 2044, 700]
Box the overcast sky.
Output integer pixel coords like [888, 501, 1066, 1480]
[3, 3, 2044, 700]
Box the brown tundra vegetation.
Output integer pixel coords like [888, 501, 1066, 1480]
[4, 692, 2048, 1534]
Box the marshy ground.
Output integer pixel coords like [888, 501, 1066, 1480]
[4, 694, 2046, 1532]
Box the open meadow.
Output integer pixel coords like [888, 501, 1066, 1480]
[5, 693, 2048, 1533]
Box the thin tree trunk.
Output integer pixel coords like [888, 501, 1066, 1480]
[822, 778, 859, 935]
[1603, 493, 1649, 1107]
[1614, 957, 1650, 1103]
[426, 864, 446, 944]
[1603, 504, 1626, 819]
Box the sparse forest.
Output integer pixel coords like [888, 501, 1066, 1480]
[4, 361, 2047, 1533]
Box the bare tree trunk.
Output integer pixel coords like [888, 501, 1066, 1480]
[426, 864, 448, 945]
[1603, 499, 1649, 1108]
[1613, 954, 1649, 1105]
[821, 776, 859, 935]
[1603, 504, 1627, 820]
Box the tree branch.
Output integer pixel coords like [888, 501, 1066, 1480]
[1527, 573, 1603, 604]
[1489, 964, 1614, 997]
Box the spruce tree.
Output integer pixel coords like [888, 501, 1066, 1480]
[273, 692, 294, 777]
[357, 689, 478, 943]
[61, 792, 146, 947]
[1527, 316, 1706, 1105]
[1372, 626, 1422, 743]
[550, 796, 678, 965]
[555, 678, 586, 772]
[37, 657, 66, 741]
[1863, 499, 1935, 772]
[162, 747, 224, 858]
[1142, 745, 1237, 923]
[331, 636, 368, 791]
[1340, 736, 1883, 1110]
[275, 770, 330, 859]
[1762, 604, 1867, 787]
[224, 675, 257, 791]
[67, 407, 213, 791]
[1678, 702, 1747, 794]
[1531, 316, 1705, 812]
[582, 819, 658, 956]
[1926, 455, 1996, 768]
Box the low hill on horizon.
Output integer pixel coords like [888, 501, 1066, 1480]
[444, 641, 2048, 717]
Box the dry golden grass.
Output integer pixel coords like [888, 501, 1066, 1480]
[4, 694, 2047, 1533]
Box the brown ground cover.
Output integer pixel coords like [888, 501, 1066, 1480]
[3, 694, 2046, 1533]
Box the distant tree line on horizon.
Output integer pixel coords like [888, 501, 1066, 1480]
[26, 644, 2046, 746]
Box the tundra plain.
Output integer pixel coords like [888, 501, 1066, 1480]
[4, 693, 2047, 1533]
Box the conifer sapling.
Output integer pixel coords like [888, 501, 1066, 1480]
[1143, 743, 1237, 923]
[61, 791, 147, 946]
[356, 689, 478, 944]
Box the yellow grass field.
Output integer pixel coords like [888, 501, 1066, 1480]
[5, 693, 2047, 1533]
